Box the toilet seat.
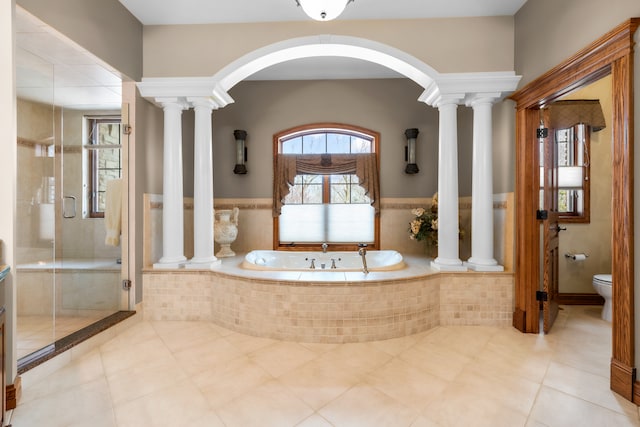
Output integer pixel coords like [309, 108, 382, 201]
[593, 274, 612, 286]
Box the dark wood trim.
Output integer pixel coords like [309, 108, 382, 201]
[612, 358, 636, 401]
[513, 107, 541, 333]
[510, 18, 639, 401]
[633, 380, 640, 405]
[557, 293, 604, 305]
[6, 376, 20, 410]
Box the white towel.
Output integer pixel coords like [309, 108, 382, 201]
[104, 179, 122, 246]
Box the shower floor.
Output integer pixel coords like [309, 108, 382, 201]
[17, 315, 105, 359]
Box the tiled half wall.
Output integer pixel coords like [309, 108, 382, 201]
[142, 270, 514, 343]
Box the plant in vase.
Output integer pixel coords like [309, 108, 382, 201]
[408, 194, 439, 250]
[408, 193, 463, 255]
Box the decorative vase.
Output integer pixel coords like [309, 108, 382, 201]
[214, 207, 239, 257]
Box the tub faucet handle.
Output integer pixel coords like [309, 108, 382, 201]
[305, 257, 316, 269]
[330, 258, 341, 269]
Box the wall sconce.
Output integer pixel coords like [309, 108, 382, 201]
[404, 128, 419, 174]
[233, 129, 248, 174]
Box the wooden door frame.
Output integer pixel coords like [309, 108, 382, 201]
[510, 19, 639, 401]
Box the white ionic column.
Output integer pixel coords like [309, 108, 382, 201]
[465, 96, 504, 271]
[186, 97, 220, 269]
[432, 99, 467, 271]
[154, 98, 188, 269]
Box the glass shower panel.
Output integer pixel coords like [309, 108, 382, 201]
[57, 106, 123, 336]
[15, 46, 56, 359]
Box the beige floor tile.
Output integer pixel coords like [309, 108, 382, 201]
[279, 357, 363, 410]
[529, 386, 640, 427]
[172, 334, 244, 376]
[196, 356, 274, 408]
[409, 415, 444, 427]
[106, 356, 188, 405]
[415, 325, 499, 357]
[113, 379, 211, 427]
[397, 342, 472, 381]
[452, 364, 541, 416]
[151, 320, 222, 352]
[369, 334, 420, 356]
[187, 410, 227, 427]
[216, 379, 314, 427]
[11, 377, 114, 427]
[318, 383, 419, 427]
[365, 358, 449, 412]
[249, 340, 320, 377]
[12, 305, 638, 427]
[100, 336, 175, 376]
[223, 330, 278, 353]
[295, 414, 335, 427]
[98, 321, 161, 354]
[422, 382, 529, 427]
[20, 349, 106, 405]
[317, 342, 394, 376]
[543, 361, 638, 417]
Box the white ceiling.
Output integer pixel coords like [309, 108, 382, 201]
[15, 1, 527, 107]
[118, 0, 527, 25]
[15, 8, 123, 109]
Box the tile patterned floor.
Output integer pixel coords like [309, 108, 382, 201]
[10, 306, 640, 426]
[17, 315, 105, 359]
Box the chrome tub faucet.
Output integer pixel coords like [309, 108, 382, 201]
[358, 243, 369, 274]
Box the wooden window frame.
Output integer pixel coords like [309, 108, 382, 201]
[273, 123, 381, 251]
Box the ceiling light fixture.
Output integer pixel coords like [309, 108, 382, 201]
[295, 0, 354, 21]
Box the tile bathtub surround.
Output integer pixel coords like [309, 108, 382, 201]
[10, 306, 640, 426]
[142, 255, 513, 343]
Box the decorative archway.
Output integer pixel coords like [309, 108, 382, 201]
[137, 34, 520, 273]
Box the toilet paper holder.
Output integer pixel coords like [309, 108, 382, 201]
[565, 253, 589, 260]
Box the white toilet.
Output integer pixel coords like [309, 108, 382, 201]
[593, 274, 613, 321]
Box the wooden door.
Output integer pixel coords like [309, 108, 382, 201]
[541, 119, 560, 333]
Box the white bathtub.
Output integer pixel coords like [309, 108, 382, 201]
[242, 249, 405, 271]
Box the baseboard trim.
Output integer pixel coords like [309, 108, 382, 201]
[611, 358, 635, 401]
[513, 308, 526, 332]
[557, 293, 605, 305]
[6, 376, 21, 410]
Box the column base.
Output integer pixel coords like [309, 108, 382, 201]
[186, 257, 222, 270]
[464, 259, 504, 272]
[153, 256, 187, 269]
[431, 258, 468, 272]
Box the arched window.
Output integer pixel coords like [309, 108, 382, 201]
[273, 123, 380, 250]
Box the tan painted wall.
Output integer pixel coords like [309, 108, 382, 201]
[16, 0, 143, 80]
[142, 16, 515, 77]
[515, 0, 640, 86]
[141, 78, 477, 199]
[558, 76, 613, 294]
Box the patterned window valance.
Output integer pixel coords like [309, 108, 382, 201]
[273, 153, 380, 217]
[548, 99, 606, 131]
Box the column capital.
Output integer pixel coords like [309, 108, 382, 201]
[155, 97, 190, 111]
[187, 97, 219, 111]
[465, 92, 503, 107]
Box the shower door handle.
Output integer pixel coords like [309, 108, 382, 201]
[63, 195, 77, 218]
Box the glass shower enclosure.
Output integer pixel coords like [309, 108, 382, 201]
[15, 11, 129, 364]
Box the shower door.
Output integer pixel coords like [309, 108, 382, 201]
[57, 106, 126, 335]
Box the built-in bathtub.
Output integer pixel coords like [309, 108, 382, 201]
[242, 249, 405, 271]
[143, 254, 515, 343]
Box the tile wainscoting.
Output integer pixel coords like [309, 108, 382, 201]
[142, 256, 514, 343]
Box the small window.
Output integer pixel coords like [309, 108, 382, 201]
[539, 124, 591, 223]
[274, 124, 380, 250]
[85, 116, 122, 218]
